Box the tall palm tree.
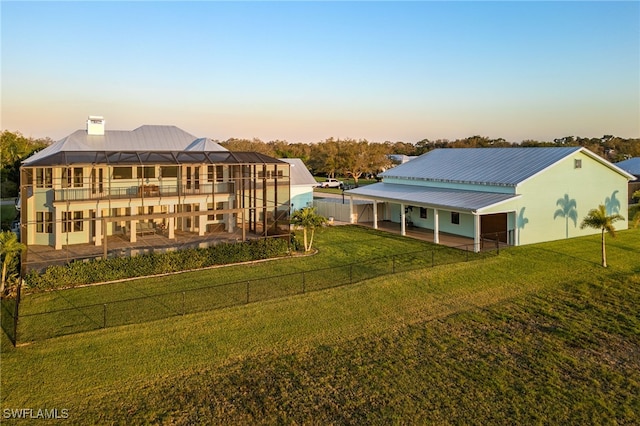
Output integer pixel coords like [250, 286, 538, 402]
[579, 204, 624, 268]
[290, 207, 327, 252]
[554, 194, 578, 238]
[0, 231, 26, 296]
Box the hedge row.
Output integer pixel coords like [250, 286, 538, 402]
[26, 238, 290, 291]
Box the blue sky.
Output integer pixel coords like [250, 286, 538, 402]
[2, 1, 638, 143]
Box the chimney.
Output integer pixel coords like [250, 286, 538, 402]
[87, 116, 105, 136]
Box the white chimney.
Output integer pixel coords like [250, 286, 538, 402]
[87, 116, 105, 136]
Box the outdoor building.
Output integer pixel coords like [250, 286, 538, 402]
[615, 157, 640, 203]
[279, 158, 317, 212]
[19, 117, 291, 270]
[346, 147, 634, 252]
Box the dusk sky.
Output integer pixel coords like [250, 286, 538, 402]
[2, 1, 639, 144]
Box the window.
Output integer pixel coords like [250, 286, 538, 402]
[574, 159, 582, 169]
[73, 168, 83, 187]
[207, 202, 225, 220]
[74, 211, 83, 232]
[207, 166, 214, 183]
[36, 212, 53, 233]
[420, 207, 428, 219]
[36, 168, 53, 188]
[216, 165, 224, 182]
[136, 166, 156, 179]
[62, 212, 72, 233]
[451, 212, 460, 225]
[160, 166, 178, 178]
[113, 167, 132, 179]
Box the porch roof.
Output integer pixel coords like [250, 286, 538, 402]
[22, 150, 287, 167]
[345, 182, 520, 213]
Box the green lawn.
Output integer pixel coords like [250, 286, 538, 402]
[1, 226, 639, 424]
[13, 227, 484, 342]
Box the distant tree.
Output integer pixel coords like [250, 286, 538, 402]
[0, 231, 26, 297]
[579, 205, 624, 268]
[290, 207, 327, 252]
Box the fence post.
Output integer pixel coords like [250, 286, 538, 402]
[246, 281, 250, 304]
[13, 279, 22, 347]
[302, 272, 306, 294]
[182, 291, 186, 316]
[103, 304, 107, 328]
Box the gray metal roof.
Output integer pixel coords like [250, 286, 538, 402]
[23, 125, 228, 166]
[346, 182, 519, 212]
[380, 147, 584, 186]
[616, 157, 640, 176]
[279, 158, 317, 186]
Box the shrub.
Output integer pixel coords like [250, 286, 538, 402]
[25, 238, 290, 291]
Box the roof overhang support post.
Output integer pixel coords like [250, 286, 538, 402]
[474, 213, 481, 253]
[400, 203, 406, 236]
[349, 196, 355, 224]
[433, 208, 439, 244]
[372, 200, 377, 229]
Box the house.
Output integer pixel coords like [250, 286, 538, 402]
[279, 158, 317, 212]
[345, 147, 634, 251]
[19, 117, 291, 261]
[615, 157, 640, 203]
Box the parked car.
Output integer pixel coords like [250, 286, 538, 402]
[10, 220, 20, 239]
[319, 178, 344, 188]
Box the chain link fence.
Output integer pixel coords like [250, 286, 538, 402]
[5, 241, 502, 345]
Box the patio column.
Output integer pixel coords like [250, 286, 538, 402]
[198, 202, 206, 236]
[168, 205, 175, 239]
[130, 219, 137, 243]
[400, 203, 406, 236]
[474, 213, 481, 253]
[433, 208, 439, 244]
[95, 209, 102, 246]
[54, 206, 63, 250]
[372, 200, 378, 229]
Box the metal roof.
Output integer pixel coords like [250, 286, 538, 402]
[380, 147, 584, 186]
[23, 125, 228, 166]
[23, 150, 286, 167]
[279, 158, 318, 186]
[346, 182, 519, 213]
[615, 157, 640, 177]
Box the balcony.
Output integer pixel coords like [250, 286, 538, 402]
[54, 182, 235, 202]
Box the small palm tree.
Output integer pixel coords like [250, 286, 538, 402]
[290, 207, 327, 252]
[579, 205, 624, 268]
[0, 231, 26, 296]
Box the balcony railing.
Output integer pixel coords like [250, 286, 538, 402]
[54, 182, 235, 202]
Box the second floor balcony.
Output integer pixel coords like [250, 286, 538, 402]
[54, 182, 235, 202]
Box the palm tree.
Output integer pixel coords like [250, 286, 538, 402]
[290, 207, 327, 252]
[0, 231, 26, 296]
[579, 205, 624, 268]
[632, 190, 640, 228]
[554, 194, 578, 238]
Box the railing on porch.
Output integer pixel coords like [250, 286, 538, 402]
[54, 182, 235, 202]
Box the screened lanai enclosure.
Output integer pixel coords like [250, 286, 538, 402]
[19, 150, 291, 272]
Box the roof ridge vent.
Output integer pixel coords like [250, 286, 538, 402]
[87, 116, 105, 136]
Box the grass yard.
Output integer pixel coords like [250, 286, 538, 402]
[1, 226, 639, 424]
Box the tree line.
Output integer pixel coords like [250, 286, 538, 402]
[1, 130, 639, 193]
[221, 135, 640, 183]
